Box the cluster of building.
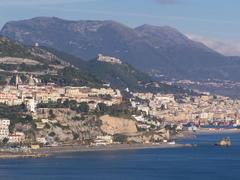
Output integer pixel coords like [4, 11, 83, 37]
[93, 135, 113, 146]
[2, 71, 240, 146]
[0, 73, 124, 145]
[0, 119, 25, 144]
[0, 74, 122, 112]
[131, 92, 240, 127]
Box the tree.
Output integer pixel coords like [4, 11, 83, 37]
[99, 94, 112, 100]
[113, 134, 128, 144]
[2, 137, 9, 144]
[44, 123, 51, 129]
[57, 99, 62, 105]
[49, 132, 56, 137]
[160, 104, 166, 111]
[24, 115, 33, 123]
[97, 103, 108, 115]
[69, 100, 78, 110]
[63, 99, 70, 107]
[78, 102, 89, 113]
[0, 74, 7, 85]
[49, 109, 56, 119]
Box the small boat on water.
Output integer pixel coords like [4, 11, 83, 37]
[215, 137, 231, 147]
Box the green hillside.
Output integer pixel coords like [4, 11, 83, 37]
[43, 46, 194, 94]
[0, 36, 33, 58]
[0, 36, 102, 87]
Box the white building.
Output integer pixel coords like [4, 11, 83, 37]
[137, 105, 150, 115]
[0, 119, 10, 140]
[25, 98, 37, 112]
[97, 54, 122, 64]
[154, 94, 175, 104]
[8, 132, 25, 143]
[36, 137, 47, 144]
[94, 135, 113, 145]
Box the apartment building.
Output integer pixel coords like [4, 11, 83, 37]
[0, 119, 10, 140]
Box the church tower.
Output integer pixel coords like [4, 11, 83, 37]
[15, 74, 22, 86]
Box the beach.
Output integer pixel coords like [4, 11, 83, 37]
[33, 143, 187, 155]
[0, 143, 187, 159]
[2, 128, 239, 159]
[0, 152, 49, 159]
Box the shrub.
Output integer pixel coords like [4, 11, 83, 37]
[113, 134, 128, 144]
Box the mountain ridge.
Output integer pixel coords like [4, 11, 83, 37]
[2, 17, 240, 81]
[0, 35, 190, 94]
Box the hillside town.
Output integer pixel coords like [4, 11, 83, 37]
[131, 92, 240, 127]
[0, 73, 123, 147]
[0, 74, 122, 111]
[0, 70, 239, 151]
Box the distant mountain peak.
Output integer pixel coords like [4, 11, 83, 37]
[2, 17, 240, 82]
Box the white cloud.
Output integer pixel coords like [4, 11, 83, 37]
[187, 34, 240, 56]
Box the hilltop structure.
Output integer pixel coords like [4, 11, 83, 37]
[97, 54, 122, 65]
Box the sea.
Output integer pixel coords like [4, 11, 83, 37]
[0, 133, 240, 180]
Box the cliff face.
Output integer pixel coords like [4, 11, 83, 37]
[35, 108, 102, 143]
[100, 115, 138, 135]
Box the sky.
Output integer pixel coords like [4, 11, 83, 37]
[1, 0, 240, 55]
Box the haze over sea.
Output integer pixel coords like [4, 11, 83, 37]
[0, 133, 239, 180]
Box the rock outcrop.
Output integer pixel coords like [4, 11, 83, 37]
[215, 137, 231, 147]
[100, 115, 137, 135]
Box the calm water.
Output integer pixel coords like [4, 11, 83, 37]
[1, 133, 240, 180]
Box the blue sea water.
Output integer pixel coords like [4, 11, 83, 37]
[0, 133, 240, 180]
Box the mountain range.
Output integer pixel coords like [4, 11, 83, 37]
[0, 35, 189, 94]
[2, 17, 240, 82]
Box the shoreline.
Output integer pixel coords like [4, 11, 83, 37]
[0, 143, 186, 159]
[0, 143, 188, 159]
[0, 152, 49, 159]
[33, 143, 187, 155]
[175, 128, 240, 140]
[1, 128, 239, 159]
[194, 128, 240, 135]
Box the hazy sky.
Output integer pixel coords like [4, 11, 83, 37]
[1, 0, 240, 54]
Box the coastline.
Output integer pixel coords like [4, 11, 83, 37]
[2, 128, 239, 159]
[176, 128, 240, 139]
[194, 128, 240, 135]
[0, 143, 187, 159]
[0, 152, 49, 159]
[33, 143, 187, 155]
[172, 128, 240, 143]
